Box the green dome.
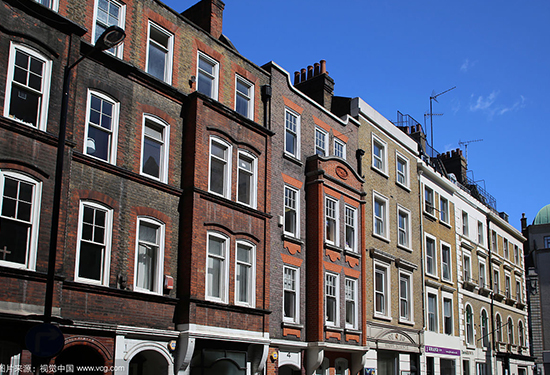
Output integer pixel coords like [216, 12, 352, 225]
[533, 204, 550, 225]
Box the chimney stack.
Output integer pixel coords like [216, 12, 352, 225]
[293, 60, 335, 111]
[182, 0, 225, 40]
[439, 148, 468, 184]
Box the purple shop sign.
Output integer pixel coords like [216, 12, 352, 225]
[425, 345, 461, 356]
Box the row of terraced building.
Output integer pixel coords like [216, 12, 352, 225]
[0, 0, 535, 374]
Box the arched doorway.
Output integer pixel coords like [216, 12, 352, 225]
[129, 350, 169, 375]
[55, 345, 104, 375]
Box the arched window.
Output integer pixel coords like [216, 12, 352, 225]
[481, 309, 489, 347]
[518, 320, 525, 347]
[465, 305, 474, 345]
[0, 170, 41, 270]
[496, 314, 502, 342]
[134, 217, 165, 294]
[508, 317, 514, 345]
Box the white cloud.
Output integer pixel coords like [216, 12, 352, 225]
[470, 91, 499, 111]
[469, 92, 526, 119]
[460, 59, 476, 72]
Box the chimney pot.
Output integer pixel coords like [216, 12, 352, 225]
[314, 62, 320, 76]
[294, 71, 300, 85]
[301, 68, 307, 82]
[307, 65, 314, 80]
[320, 60, 327, 74]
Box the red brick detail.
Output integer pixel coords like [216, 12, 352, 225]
[283, 96, 304, 114]
[281, 253, 303, 267]
[313, 116, 331, 133]
[282, 173, 303, 189]
[345, 256, 360, 269]
[325, 331, 342, 340]
[74, 190, 119, 210]
[323, 261, 342, 274]
[283, 327, 301, 338]
[134, 206, 171, 224]
[343, 266, 360, 279]
[346, 333, 360, 343]
[283, 241, 301, 255]
[333, 128, 349, 143]
[343, 195, 361, 208]
[325, 249, 341, 262]
[323, 186, 342, 200]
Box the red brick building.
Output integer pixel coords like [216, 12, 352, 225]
[0, 0, 271, 374]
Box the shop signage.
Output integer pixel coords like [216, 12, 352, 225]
[425, 345, 460, 356]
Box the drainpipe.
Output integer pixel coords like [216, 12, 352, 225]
[418, 170, 427, 357]
[487, 216, 495, 375]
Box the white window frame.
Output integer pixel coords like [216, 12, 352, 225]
[3, 43, 52, 131]
[325, 196, 339, 246]
[478, 221, 484, 245]
[425, 234, 437, 277]
[397, 205, 411, 250]
[496, 313, 503, 342]
[503, 238, 509, 260]
[140, 115, 169, 182]
[84, 89, 119, 164]
[424, 185, 435, 216]
[465, 304, 474, 345]
[440, 196, 449, 224]
[133, 216, 165, 294]
[345, 277, 358, 329]
[515, 278, 522, 303]
[234, 240, 255, 307]
[34, 0, 59, 11]
[374, 261, 390, 319]
[514, 244, 519, 264]
[481, 308, 489, 347]
[491, 231, 498, 253]
[283, 185, 299, 238]
[206, 231, 229, 303]
[442, 294, 453, 335]
[284, 108, 300, 158]
[371, 134, 387, 174]
[479, 259, 487, 288]
[197, 51, 219, 100]
[208, 136, 232, 198]
[315, 127, 328, 156]
[462, 211, 469, 236]
[146, 21, 173, 84]
[0, 170, 41, 271]
[334, 138, 346, 160]
[283, 265, 299, 323]
[463, 251, 472, 283]
[427, 289, 438, 332]
[441, 241, 452, 282]
[74, 200, 113, 286]
[505, 273, 511, 299]
[235, 75, 254, 119]
[395, 151, 409, 188]
[507, 317, 514, 345]
[92, 0, 125, 58]
[518, 320, 524, 347]
[236, 150, 257, 208]
[493, 267, 500, 294]
[399, 270, 413, 324]
[373, 192, 389, 240]
[344, 205, 357, 253]
[325, 272, 339, 326]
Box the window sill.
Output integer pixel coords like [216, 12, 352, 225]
[440, 220, 452, 229]
[398, 319, 415, 326]
[371, 165, 389, 179]
[397, 244, 413, 253]
[396, 181, 411, 192]
[344, 327, 361, 334]
[373, 314, 392, 322]
[325, 242, 343, 253]
[423, 211, 437, 221]
[282, 234, 304, 245]
[344, 249, 361, 258]
[282, 321, 304, 330]
[324, 325, 343, 332]
[283, 152, 303, 166]
[372, 233, 390, 244]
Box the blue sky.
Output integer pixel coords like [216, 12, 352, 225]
[166, 0, 550, 230]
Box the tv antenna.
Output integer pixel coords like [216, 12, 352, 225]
[458, 139, 483, 164]
[429, 86, 456, 156]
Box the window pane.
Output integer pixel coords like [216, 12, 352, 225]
[0, 217, 30, 264]
[210, 159, 225, 195]
[78, 242, 103, 280]
[143, 137, 162, 178]
[9, 86, 40, 126]
[148, 42, 167, 81]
